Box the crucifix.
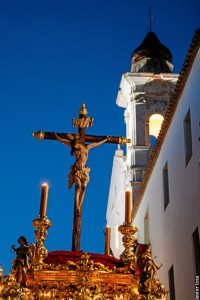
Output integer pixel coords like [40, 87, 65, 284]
[32, 103, 130, 251]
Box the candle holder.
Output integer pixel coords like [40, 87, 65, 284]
[118, 224, 138, 265]
[32, 216, 52, 268]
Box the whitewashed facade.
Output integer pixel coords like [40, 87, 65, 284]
[133, 31, 200, 300]
[107, 30, 200, 299]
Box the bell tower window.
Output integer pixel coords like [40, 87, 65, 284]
[149, 114, 164, 146]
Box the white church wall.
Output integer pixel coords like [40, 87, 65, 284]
[106, 149, 126, 258]
[133, 48, 200, 300]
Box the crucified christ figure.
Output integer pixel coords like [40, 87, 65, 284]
[55, 133, 110, 213]
[32, 103, 130, 251]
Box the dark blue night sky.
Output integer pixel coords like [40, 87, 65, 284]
[0, 0, 199, 274]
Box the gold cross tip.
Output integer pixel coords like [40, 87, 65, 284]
[32, 130, 44, 140]
[78, 103, 88, 116]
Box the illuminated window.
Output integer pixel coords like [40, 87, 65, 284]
[149, 114, 164, 146]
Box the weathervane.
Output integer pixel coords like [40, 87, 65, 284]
[32, 103, 130, 251]
[149, 6, 153, 32]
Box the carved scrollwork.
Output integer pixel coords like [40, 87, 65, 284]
[32, 217, 52, 268]
[118, 225, 138, 266]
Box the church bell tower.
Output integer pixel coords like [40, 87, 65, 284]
[107, 31, 179, 256]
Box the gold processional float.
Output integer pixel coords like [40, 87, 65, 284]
[0, 104, 168, 300]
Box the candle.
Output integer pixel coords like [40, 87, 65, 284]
[39, 183, 49, 218]
[105, 225, 111, 255]
[125, 189, 132, 224]
[0, 264, 3, 284]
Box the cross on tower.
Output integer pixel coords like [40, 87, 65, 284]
[32, 103, 130, 251]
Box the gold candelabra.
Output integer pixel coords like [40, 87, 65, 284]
[30, 183, 52, 268]
[117, 189, 138, 265]
[118, 224, 138, 265]
[32, 216, 52, 268]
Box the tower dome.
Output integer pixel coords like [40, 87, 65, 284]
[131, 31, 173, 73]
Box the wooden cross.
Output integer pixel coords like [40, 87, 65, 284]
[32, 103, 130, 251]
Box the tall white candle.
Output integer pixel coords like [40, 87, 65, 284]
[105, 225, 111, 255]
[125, 189, 132, 224]
[39, 183, 49, 218]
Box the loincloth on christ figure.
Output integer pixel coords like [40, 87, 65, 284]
[68, 165, 90, 189]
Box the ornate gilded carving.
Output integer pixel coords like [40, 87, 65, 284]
[31, 130, 44, 140]
[0, 179, 168, 300]
[138, 246, 164, 297]
[0, 213, 168, 299]
[0, 104, 168, 300]
[118, 136, 131, 146]
[11, 236, 29, 287]
[32, 217, 52, 268]
[118, 224, 138, 267]
[0, 241, 168, 300]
